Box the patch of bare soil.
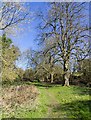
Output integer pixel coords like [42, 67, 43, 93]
[1, 85, 39, 117]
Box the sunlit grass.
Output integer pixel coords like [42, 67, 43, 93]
[2, 81, 91, 119]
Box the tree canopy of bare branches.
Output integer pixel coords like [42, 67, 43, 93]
[37, 2, 90, 86]
[0, 2, 31, 34]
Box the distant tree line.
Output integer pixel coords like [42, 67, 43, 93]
[19, 49, 91, 86]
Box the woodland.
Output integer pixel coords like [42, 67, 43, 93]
[0, 2, 91, 119]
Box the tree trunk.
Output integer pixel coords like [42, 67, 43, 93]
[46, 75, 49, 82]
[42, 77, 44, 82]
[50, 73, 54, 83]
[62, 73, 65, 86]
[62, 61, 66, 86]
[64, 72, 70, 86]
[63, 60, 70, 86]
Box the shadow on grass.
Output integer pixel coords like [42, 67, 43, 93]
[71, 86, 91, 96]
[52, 100, 91, 120]
[31, 82, 56, 88]
[2, 80, 56, 88]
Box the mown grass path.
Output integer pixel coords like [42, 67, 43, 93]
[45, 89, 60, 118]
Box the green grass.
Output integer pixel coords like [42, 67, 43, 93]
[2, 81, 91, 119]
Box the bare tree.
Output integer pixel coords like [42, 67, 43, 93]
[37, 2, 90, 86]
[0, 2, 31, 34]
[22, 48, 61, 83]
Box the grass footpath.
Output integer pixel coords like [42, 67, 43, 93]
[2, 82, 91, 119]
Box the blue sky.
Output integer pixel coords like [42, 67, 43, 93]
[10, 2, 89, 54]
[10, 2, 49, 69]
[11, 2, 48, 53]
[8, 2, 89, 69]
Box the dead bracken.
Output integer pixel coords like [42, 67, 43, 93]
[2, 85, 39, 116]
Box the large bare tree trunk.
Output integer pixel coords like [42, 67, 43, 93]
[63, 60, 70, 86]
[64, 72, 70, 86]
